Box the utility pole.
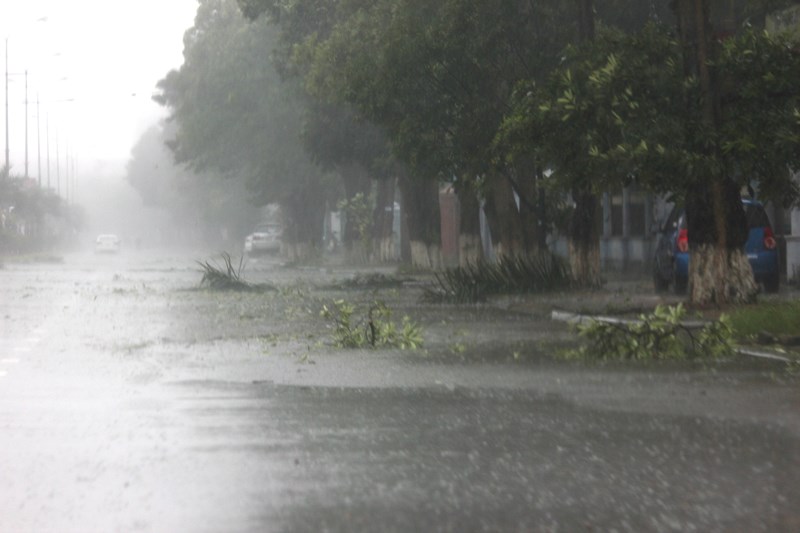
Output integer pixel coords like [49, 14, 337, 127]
[46, 114, 50, 188]
[36, 94, 41, 187]
[24, 70, 28, 178]
[55, 128, 59, 195]
[64, 138, 69, 203]
[5, 38, 9, 174]
[72, 156, 76, 205]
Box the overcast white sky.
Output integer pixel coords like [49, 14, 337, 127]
[0, 0, 198, 183]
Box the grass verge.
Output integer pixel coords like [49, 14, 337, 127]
[727, 300, 800, 362]
[727, 300, 800, 338]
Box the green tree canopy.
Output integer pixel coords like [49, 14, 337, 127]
[500, 10, 800, 302]
[154, 0, 333, 251]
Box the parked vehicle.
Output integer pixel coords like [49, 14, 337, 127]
[246, 223, 282, 254]
[653, 199, 779, 294]
[95, 234, 121, 254]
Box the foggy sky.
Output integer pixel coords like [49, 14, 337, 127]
[0, 0, 197, 182]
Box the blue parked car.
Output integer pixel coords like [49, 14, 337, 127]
[653, 199, 780, 294]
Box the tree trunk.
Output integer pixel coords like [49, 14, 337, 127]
[569, 189, 601, 286]
[537, 183, 549, 251]
[685, 177, 755, 304]
[673, 0, 757, 305]
[577, 0, 595, 41]
[339, 163, 372, 263]
[398, 173, 442, 270]
[371, 177, 396, 263]
[567, 0, 601, 286]
[457, 186, 483, 266]
[688, 245, 757, 304]
[515, 166, 546, 255]
[280, 190, 324, 263]
[482, 173, 524, 259]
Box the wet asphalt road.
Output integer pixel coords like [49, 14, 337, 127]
[1, 249, 799, 532]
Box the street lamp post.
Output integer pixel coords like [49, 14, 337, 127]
[44, 97, 76, 197]
[36, 95, 41, 187]
[24, 70, 28, 178]
[45, 114, 49, 189]
[64, 138, 69, 203]
[55, 128, 59, 195]
[4, 41, 33, 180]
[5, 38, 9, 174]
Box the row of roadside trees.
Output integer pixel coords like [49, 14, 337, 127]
[151, 0, 800, 306]
[0, 166, 81, 254]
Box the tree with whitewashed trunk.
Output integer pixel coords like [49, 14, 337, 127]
[502, 6, 800, 304]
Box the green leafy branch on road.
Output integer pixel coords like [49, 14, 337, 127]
[321, 299, 423, 350]
[567, 304, 736, 361]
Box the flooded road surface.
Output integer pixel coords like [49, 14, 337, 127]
[1, 250, 799, 532]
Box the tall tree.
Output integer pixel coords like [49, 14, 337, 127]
[125, 122, 259, 246]
[300, 101, 396, 262]
[567, 0, 603, 286]
[295, 0, 579, 264]
[155, 0, 333, 259]
[502, 9, 800, 304]
[239, 0, 404, 264]
[669, 0, 800, 303]
[670, 0, 751, 303]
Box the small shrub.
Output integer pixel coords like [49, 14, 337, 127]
[423, 253, 573, 303]
[321, 299, 423, 350]
[197, 252, 274, 292]
[567, 304, 736, 361]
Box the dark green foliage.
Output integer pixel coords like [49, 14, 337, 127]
[423, 253, 574, 303]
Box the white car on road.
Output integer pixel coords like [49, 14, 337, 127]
[95, 234, 121, 253]
[246, 224, 282, 254]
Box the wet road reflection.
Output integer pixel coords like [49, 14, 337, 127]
[0, 250, 798, 531]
